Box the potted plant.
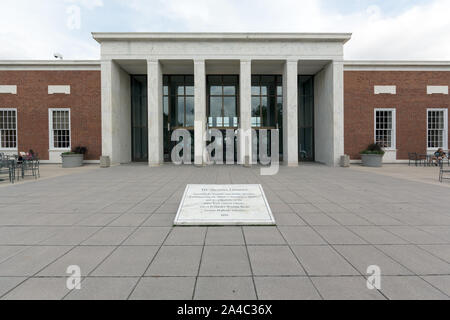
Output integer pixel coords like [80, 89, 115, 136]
[61, 146, 87, 168]
[360, 143, 385, 167]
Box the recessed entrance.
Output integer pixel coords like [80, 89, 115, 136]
[163, 75, 195, 162]
[131, 75, 148, 162]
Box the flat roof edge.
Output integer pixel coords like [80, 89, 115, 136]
[92, 32, 352, 43]
[344, 60, 450, 67]
[0, 60, 100, 66]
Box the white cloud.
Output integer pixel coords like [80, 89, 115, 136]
[122, 0, 450, 60]
[65, 0, 103, 10]
[0, 0, 449, 60]
[0, 0, 99, 60]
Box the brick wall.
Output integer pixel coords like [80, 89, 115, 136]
[0, 70, 101, 161]
[344, 71, 450, 160]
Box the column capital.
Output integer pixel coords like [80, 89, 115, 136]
[240, 59, 252, 64]
[194, 59, 205, 64]
[285, 59, 299, 64]
[147, 59, 160, 65]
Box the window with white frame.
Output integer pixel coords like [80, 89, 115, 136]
[49, 109, 71, 149]
[0, 109, 17, 149]
[374, 109, 396, 149]
[427, 109, 448, 150]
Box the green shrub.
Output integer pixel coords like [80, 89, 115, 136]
[360, 143, 385, 155]
[62, 146, 87, 156]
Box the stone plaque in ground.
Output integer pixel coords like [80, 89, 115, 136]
[174, 184, 275, 226]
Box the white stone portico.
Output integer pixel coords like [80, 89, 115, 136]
[93, 32, 351, 166]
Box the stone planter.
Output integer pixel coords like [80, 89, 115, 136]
[340, 155, 350, 167]
[360, 154, 384, 167]
[61, 154, 84, 168]
[100, 156, 111, 168]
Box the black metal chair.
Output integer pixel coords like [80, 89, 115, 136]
[408, 152, 417, 166]
[439, 161, 450, 182]
[0, 159, 16, 183]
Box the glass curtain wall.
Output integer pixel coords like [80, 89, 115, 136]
[131, 75, 148, 162]
[251, 75, 283, 160]
[163, 75, 195, 162]
[298, 75, 314, 161]
[207, 75, 239, 162]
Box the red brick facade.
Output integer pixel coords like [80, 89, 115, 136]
[344, 71, 450, 160]
[2, 68, 449, 163]
[0, 70, 101, 161]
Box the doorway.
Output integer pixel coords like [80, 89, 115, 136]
[131, 75, 148, 162]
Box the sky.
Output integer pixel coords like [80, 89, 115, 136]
[0, 0, 449, 61]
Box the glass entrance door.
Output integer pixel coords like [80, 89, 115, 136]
[207, 75, 239, 163]
[131, 75, 148, 162]
[298, 75, 314, 161]
[163, 75, 195, 162]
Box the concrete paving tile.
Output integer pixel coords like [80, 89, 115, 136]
[243, 227, 286, 245]
[98, 202, 136, 214]
[384, 226, 448, 245]
[377, 245, 450, 275]
[272, 214, 306, 226]
[130, 277, 195, 300]
[64, 277, 139, 300]
[39, 246, 115, 276]
[91, 246, 158, 276]
[380, 276, 449, 300]
[165, 227, 207, 245]
[278, 226, 326, 245]
[247, 246, 305, 276]
[422, 276, 450, 297]
[291, 246, 359, 276]
[290, 203, 322, 214]
[334, 245, 413, 276]
[419, 245, 450, 263]
[108, 214, 150, 227]
[122, 227, 171, 246]
[355, 213, 403, 226]
[314, 226, 367, 245]
[199, 246, 251, 276]
[329, 213, 372, 226]
[0, 226, 59, 245]
[40, 227, 101, 245]
[146, 246, 203, 276]
[0, 246, 28, 264]
[254, 277, 321, 300]
[205, 227, 244, 245]
[3, 277, 70, 300]
[0, 246, 72, 276]
[348, 226, 408, 245]
[0, 277, 26, 297]
[76, 214, 121, 226]
[296, 213, 340, 226]
[81, 227, 135, 245]
[194, 277, 256, 300]
[142, 214, 176, 226]
[312, 276, 386, 300]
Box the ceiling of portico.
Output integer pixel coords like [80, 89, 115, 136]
[115, 59, 332, 76]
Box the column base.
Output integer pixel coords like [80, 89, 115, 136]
[148, 162, 162, 167]
[285, 161, 299, 167]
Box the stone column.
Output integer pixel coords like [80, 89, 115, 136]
[147, 59, 164, 166]
[283, 60, 299, 166]
[314, 60, 344, 166]
[239, 59, 252, 166]
[101, 59, 131, 165]
[101, 60, 113, 161]
[194, 59, 206, 166]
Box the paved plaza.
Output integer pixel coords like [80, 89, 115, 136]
[0, 164, 450, 300]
